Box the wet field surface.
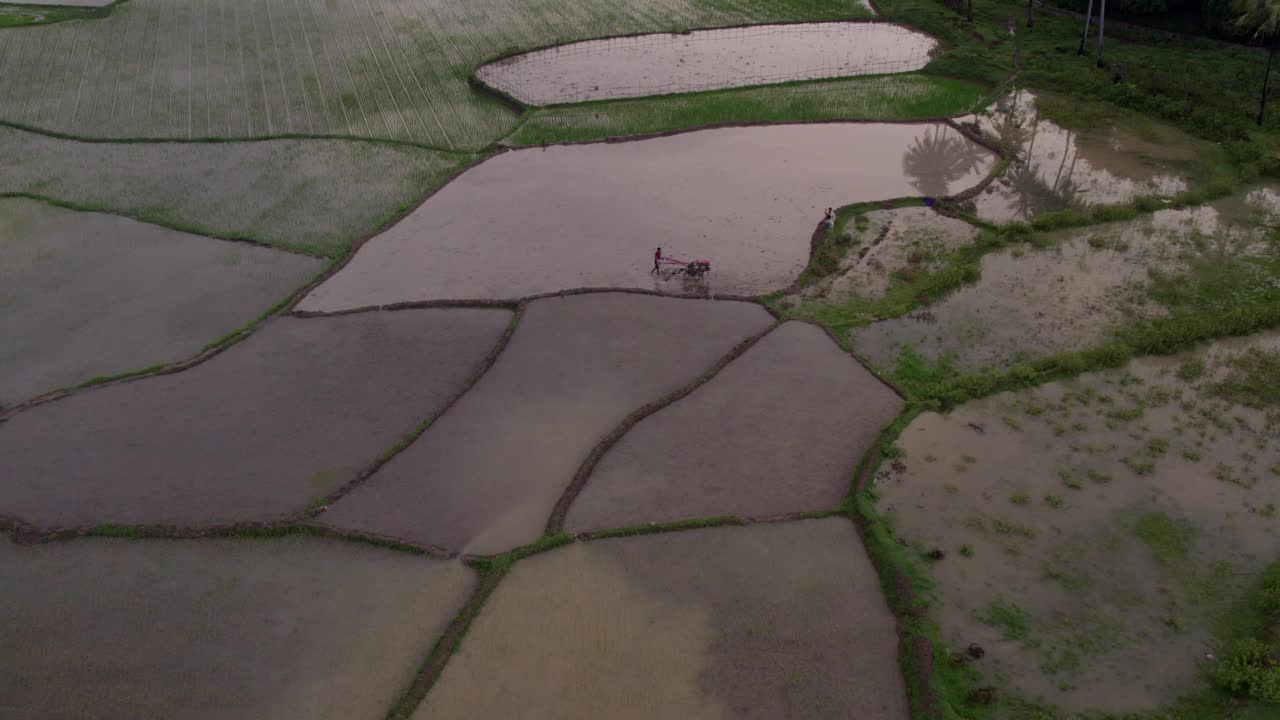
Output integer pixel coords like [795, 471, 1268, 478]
[477, 21, 935, 105]
[0, 198, 324, 406]
[966, 91, 1200, 223]
[0, 537, 474, 720]
[415, 519, 908, 720]
[802, 205, 980, 304]
[297, 123, 994, 312]
[566, 322, 902, 531]
[853, 194, 1277, 372]
[319, 294, 772, 554]
[874, 334, 1280, 714]
[0, 310, 509, 528]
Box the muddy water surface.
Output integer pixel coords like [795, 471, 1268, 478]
[566, 322, 902, 531]
[968, 91, 1199, 223]
[416, 520, 907, 720]
[319, 294, 772, 555]
[299, 123, 994, 312]
[477, 21, 936, 105]
[876, 335, 1280, 713]
[0, 310, 510, 527]
[0, 198, 324, 406]
[0, 537, 473, 720]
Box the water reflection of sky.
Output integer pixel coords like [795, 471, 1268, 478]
[970, 90, 1191, 223]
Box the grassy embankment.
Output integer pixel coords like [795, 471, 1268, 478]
[0, 3, 107, 28]
[505, 74, 991, 145]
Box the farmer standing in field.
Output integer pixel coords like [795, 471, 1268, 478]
[652, 247, 662, 273]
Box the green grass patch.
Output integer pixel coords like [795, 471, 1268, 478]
[1210, 348, 1280, 410]
[1134, 512, 1193, 564]
[979, 598, 1032, 641]
[505, 74, 989, 146]
[0, 4, 106, 27]
[1209, 562, 1280, 707]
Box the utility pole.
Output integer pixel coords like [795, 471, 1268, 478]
[1096, 0, 1107, 66]
[1078, 0, 1093, 54]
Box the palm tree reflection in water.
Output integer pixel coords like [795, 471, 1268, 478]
[984, 91, 1086, 220]
[901, 124, 989, 198]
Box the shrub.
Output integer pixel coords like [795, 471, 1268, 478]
[1212, 640, 1280, 703]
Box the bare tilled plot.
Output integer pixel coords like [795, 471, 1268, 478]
[320, 294, 772, 555]
[853, 200, 1270, 372]
[0, 0, 863, 147]
[0, 198, 324, 407]
[0, 309, 509, 528]
[800, 205, 979, 304]
[874, 334, 1280, 714]
[566, 322, 901, 531]
[0, 536, 473, 720]
[964, 90, 1200, 223]
[298, 123, 995, 312]
[416, 519, 908, 719]
[477, 21, 933, 105]
[0, 126, 471, 256]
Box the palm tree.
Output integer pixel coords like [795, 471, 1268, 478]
[1079, 0, 1094, 54]
[1234, 0, 1280, 126]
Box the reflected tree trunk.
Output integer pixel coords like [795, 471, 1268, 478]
[1052, 130, 1072, 191]
[1078, 0, 1094, 54]
[1027, 0, 1034, 28]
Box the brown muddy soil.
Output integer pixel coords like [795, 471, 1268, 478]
[319, 294, 773, 555]
[0, 536, 474, 720]
[297, 123, 995, 312]
[854, 200, 1271, 372]
[0, 309, 510, 528]
[476, 21, 934, 105]
[565, 321, 901, 531]
[0, 198, 324, 406]
[965, 91, 1199, 223]
[874, 334, 1280, 714]
[802, 206, 979, 303]
[415, 519, 908, 720]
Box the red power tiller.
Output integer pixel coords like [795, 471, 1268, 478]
[657, 255, 711, 278]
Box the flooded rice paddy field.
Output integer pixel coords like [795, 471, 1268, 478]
[319, 294, 771, 555]
[875, 334, 1280, 714]
[965, 91, 1203, 224]
[0, 198, 324, 407]
[566, 322, 902, 532]
[415, 519, 908, 720]
[477, 21, 935, 105]
[854, 191, 1279, 372]
[0, 537, 473, 720]
[298, 123, 994, 311]
[0, 309, 510, 529]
